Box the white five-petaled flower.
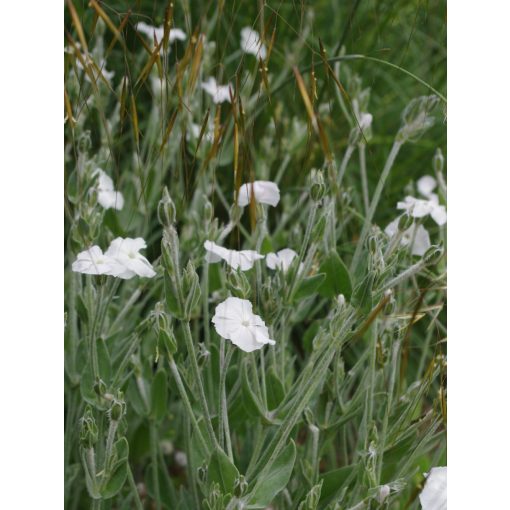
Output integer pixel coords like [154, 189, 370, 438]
[385, 218, 431, 256]
[72, 246, 125, 276]
[237, 181, 280, 207]
[240, 27, 267, 59]
[136, 21, 186, 45]
[266, 248, 303, 273]
[204, 241, 264, 271]
[201, 77, 232, 104]
[212, 297, 275, 352]
[105, 237, 156, 279]
[93, 168, 124, 210]
[397, 195, 447, 226]
[419, 466, 446, 510]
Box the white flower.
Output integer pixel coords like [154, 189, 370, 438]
[419, 467, 446, 510]
[237, 181, 280, 207]
[397, 195, 447, 226]
[201, 77, 231, 104]
[266, 248, 303, 273]
[136, 21, 186, 44]
[105, 237, 156, 279]
[72, 246, 125, 276]
[417, 175, 437, 198]
[376, 485, 391, 504]
[93, 168, 124, 210]
[385, 218, 431, 256]
[212, 297, 275, 352]
[204, 241, 263, 271]
[240, 27, 267, 59]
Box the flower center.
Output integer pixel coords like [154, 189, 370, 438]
[128, 251, 136, 259]
[241, 319, 250, 327]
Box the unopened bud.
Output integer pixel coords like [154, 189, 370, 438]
[78, 131, 92, 154]
[398, 213, 413, 232]
[376, 484, 391, 504]
[109, 392, 126, 422]
[397, 95, 439, 143]
[423, 244, 443, 265]
[309, 169, 326, 202]
[79, 407, 98, 448]
[94, 377, 107, 397]
[434, 148, 444, 174]
[226, 269, 251, 299]
[158, 187, 176, 227]
[234, 475, 249, 497]
[182, 261, 201, 318]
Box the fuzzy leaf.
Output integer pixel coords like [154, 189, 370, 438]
[294, 273, 326, 301]
[247, 440, 296, 508]
[318, 250, 352, 300]
[208, 447, 239, 494]
[150, 369, 168, 421]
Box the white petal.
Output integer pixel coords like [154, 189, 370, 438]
[384, 218, 399, 237]
[237, 181, 280, 207]
[409, 225, 431, 256]
[212, 297, 246, 324]
[94, 168, 114, 191]
[228, 325, 262, 352]
[125, 256, 156, 278]
[397, 196, 432, 218]
[419, 467, 446, 510]
[430, 204, 447, 226]
[240, 27, 267, 59]
[169, 28, 186, 42]
[417, 175, 437, 198]
[265, 252, 279, 270]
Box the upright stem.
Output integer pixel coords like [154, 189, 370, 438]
[358, 144, 369, 216]
[127, 465, 144, 510]
[168, 357, 210, 457]
[351, 141, 402, 274]
[218, 341, 234, 460]
[149, 423, 162, 510]
[182, 321, 220, 449]
[337, 144, 355, 189]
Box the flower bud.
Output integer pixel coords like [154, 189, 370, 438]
[94, 377, 107, 397]
[423, 244, 443, 265]
[78, 131, 92, 154]
[157, 187, 176, 227]
[203, 197, 214, 223]
[109, 392, 126, 422]
[309, 169, 326, 202]
[434, 147, 444, 174]
[397, 95, 439, 143]
[376, 484, 391, 504]
[182, 261, 201, 319]
[234, 475, 249, 497]
[226, 269, 251, 299]
[398, 213, 414, 232]
[161, 227, 180, 278]
[79, 407, 98, 448]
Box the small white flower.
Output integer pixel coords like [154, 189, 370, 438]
[105, 237, 156, 279]
[93, 168, 124, 210]
[419, 466, 446, 510]
[72, 246, 124, 276]
[237, 181, 280, 207]
[266, 248, 303, 273]
[201, 77, 232, 104]
[397, 195, 446, 226]
[136, 21, 186, 44]
[212, 297, 275, 352]
[204, 241, 263, 271]
[417, 175, 437, 198]
[385, 218, 431, 256]
[240, 27, 267, 59]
